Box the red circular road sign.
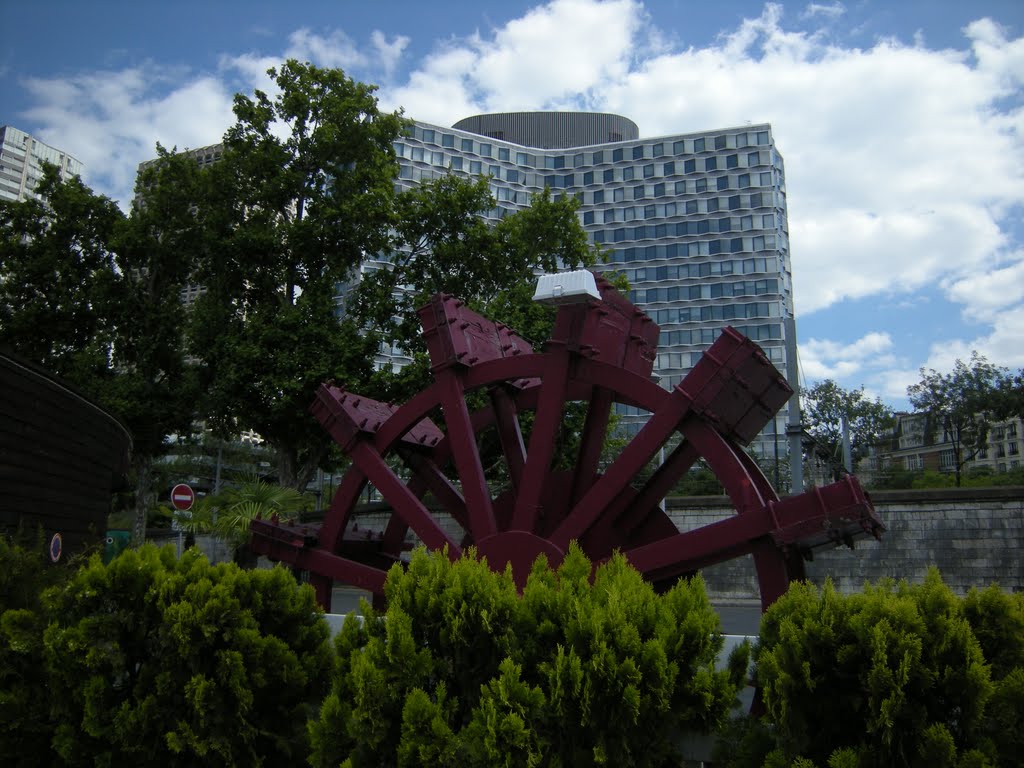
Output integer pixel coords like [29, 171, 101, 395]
[170, 483, 195, 511]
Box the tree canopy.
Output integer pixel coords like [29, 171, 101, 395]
[801, 379, 894, 480]
[187, 60, 604, 489]
[0, 155, 205, 540]
[907, 353, 1007, 486]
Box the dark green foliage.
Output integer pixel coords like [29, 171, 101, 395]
[190, 61, 398, 489]
[734, 570, 1001, 768]
[0, 164, 122, 377]
[907, 354, 1008, 487]
[802, 379, 895, 480]
[0, 536, 74, 766]
[1, 542, 332, 767]
[962, 587, 1024, 765]
[310, 546, 743, 767]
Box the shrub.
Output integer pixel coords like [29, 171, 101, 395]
[748, 569, 994, 767]
[310, 545, 746, 767]
[8, 543, 333, 766]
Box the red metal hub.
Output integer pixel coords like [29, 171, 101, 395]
[250, 274, 884, 611]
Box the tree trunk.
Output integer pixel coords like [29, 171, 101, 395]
[131, 454, 155, 545]
[274, 441, 327, 491]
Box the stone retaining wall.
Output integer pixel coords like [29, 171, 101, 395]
[669, 487, 1024, 600]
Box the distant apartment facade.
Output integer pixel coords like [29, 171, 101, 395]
[859, 411, 1023, 480]
[0, 125, 83, 203]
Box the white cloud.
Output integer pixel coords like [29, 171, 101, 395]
[944, 252, 1024, 322]
[801, 2, 845, 21]
[286, 28, 366, 71]
[799, 331, 896, 382]
[920, 305, 1024, 373]
[21, 66, 235, 207]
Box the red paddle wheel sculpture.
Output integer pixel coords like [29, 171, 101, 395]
[251, 273, 883, 612]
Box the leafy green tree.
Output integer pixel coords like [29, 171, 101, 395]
[992, 368, 1024, 421]
[801, 379, 894, 481]
[188, 59, 399, 490]
[310, 545, 746, 768]
[907, 353, 1007, 487]
[111, 148, 207, 540]
[749, 570, 994, 767]
[0, 157, 204, 541]
[353, 177, 597, 354]
[43, 544, 332, 766]
[184, 61, 606, 490]
[0, 163, 120, 383]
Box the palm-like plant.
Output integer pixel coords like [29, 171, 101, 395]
[174, 476, 307, 562]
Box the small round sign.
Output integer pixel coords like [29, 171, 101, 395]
[49, 532, 63, 563]
[170, 483, 195, 511]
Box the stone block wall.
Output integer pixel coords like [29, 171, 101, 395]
[668, 487, 1024, 601]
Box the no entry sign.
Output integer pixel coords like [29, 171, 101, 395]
[170, 483, 195, 511]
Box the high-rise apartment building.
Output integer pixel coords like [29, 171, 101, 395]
[0, 125, 83, 203]
[385, 112, 795, 454]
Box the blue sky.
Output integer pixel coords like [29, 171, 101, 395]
[2, 0, 1022, 409]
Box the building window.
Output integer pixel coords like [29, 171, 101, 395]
[693, 138, 706, 152]
[705, 157, 717, 172]
[442, 134, 455, 148]
[716, 176, 729, 191]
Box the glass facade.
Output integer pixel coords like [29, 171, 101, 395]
[384, 114, 794, 454]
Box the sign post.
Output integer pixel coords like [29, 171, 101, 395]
[171, 484, 195, 556]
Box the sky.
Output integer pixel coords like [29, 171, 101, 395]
[2, 0, 1023, 410]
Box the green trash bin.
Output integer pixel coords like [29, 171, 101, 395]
[103, 530, 131, 563]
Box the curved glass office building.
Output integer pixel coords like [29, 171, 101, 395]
[385, 111, 794, 455]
